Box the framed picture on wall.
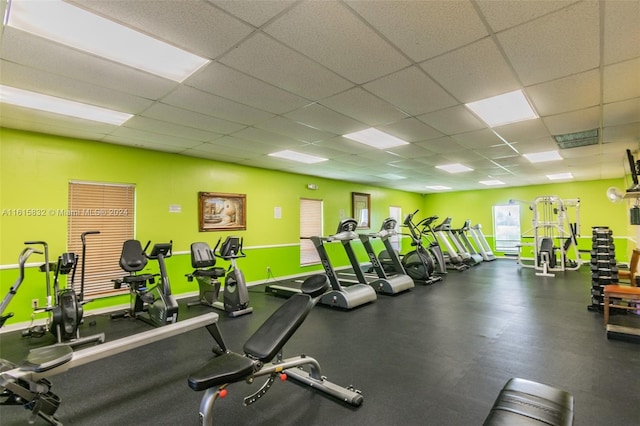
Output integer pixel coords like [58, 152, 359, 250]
[198, 192, 246, 231]
[352, 192, 370, 229]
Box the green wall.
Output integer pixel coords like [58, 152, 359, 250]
[1, 127, 636, 326]
[0, 128, 423, 324]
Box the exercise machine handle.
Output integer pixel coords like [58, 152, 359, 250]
[81, 230, 100, 244]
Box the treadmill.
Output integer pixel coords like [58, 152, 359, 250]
[314, 219, 377, 309]
[358, 218, 414, 294]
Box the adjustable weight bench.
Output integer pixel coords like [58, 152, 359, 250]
[484, 378, 574, 425]
[188, 274, 364, 425]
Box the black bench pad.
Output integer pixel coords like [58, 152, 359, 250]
[243, 293, 314, 362]
[484, 378, 574, 426]
[188, 352, 254, 391]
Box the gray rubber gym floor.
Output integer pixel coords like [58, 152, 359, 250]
[1, 259, 639, 425]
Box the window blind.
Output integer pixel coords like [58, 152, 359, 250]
[300, 198, 322, 266]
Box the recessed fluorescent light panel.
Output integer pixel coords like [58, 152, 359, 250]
[546, 172, 573, 180]
[479, 180, 505, 186]
[377, 173, 406, 180]
[426, 185, 451, 191]
[465, 89, 538, 127]
[435, 163, 473, 174]
[5, 0, 209, 82]
[268, 150, 327, 164]
[343, 128, 409, 149]
[0, 85, 133, 125]
[523, 150, 563, 163]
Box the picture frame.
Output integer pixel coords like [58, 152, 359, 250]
[352, 192, 370, 229]
[198, 192, 246, 231]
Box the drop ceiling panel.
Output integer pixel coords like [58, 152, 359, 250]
[496, 1, 600, 85]
[475, 144, 520, 160]
[377, 118, 443, 143]
[363, 66, 458, 116]
[230, 127, 308, 149]
[0, 28, 177, 99]
[603, 99, 640, 127]
[107, 127, 203, 150]
[516, 137, 561, 155]
[319, 88, 408, 126]
[347, 0, 487, 62]
[212, 0, 297, 28]
[184, 142, 258, 162]
[210, 136, 279, 155]
[162, 86, 275, 125]
[476, 0, 577, 33]
[311, 136, 372, 155]
[542, 106, 600, 135]
[264, 1, 411, 83]
[0, 104, 118, 134]
[418, 105, 485, 135]
[123, 116, 222, 142]
[386, 143, 436, 159]
[283, 104, 365, 135]
[493, 119, 551, 144]
[603, 122, 640, 145]
[255, 116, 336, 142]
[187, 63, 310, 115]
[416, 137, 469, 154]
[526, 69, 600, 116]
[603, 58, 640, 103]
[142, 103, 246, 134]
[452, 129, 505, 149]
[220, 33, 352, 100]
[603, 0, 640, 65]
[421, 38, 520, 103]
[69, 0, 253, 59]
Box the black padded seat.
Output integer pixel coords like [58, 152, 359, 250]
[243, 294, 314, 362]
[188, 352, 254, 391]
[192, 268, 226, 278]
[122, 274, 154, 284]
[484, 378, 574, 426]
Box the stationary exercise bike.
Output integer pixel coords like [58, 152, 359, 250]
[112, 239, 179, 327]
[186, 236, 252, 317]
[400, 211, 443, 284]
[21, 233, 105, 346]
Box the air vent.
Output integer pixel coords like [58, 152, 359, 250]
[553, 128, 599, 149]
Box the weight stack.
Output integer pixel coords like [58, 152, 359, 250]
[589, 226, 617, 312]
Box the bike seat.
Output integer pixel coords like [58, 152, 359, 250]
[188, 352, 254, 391]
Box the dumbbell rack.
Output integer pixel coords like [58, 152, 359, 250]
[588, 227, 618, 312]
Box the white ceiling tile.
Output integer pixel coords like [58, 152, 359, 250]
[421, 38, 520, 103]
[602, 122, 640, 145]
[496, 1, 600, 85]
[184, 142, 258, 162]
[230, 127, 307, 149]
[311, 136, 372, 155]
[142, 103, 246, 134]
[386, 143, 436, 159]
[162, 86, 275, 125]
[416, 137, 468, 154]
[476, 0, 578, 33]
[212, 1, 297, 28]
[108, 127, 203, 150]
[516, 137, 561, 155]
[603, 0, 640, 65]
[319, 87, 408, 126]
[220, 32, 352, 100]
[493, 119, 551, 144]
[255, 116, 336, 142]
[475, 144, 520, 160]
[603, 58, 640, 103]
[210, 136, 281, 155]
[417, 105, 485, 135]
[187, 62, 309, 114]
[377, 118, 443, 143]
[123, 116, 221, 142]
[364, 66, 458, 116]
[0, 109, 115, 139]
[452, 129, 505, 149]
[543, 106, 600, 135]
[264, 1, 410, 83]
[347, 0, 487, 62]
[283, 104, 365, 135]
[68, 0, 253, 59]
[603, 98, 640, 127]
[526, 69, 600, 116]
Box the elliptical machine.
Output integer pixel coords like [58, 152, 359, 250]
[112, 240, 179, 327]
[0, 247, 41, 328]
[186, 236, 252, 317]
[397, 211, 443, 284]
[22, 232, 105, 346]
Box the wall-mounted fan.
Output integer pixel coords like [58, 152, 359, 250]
[606, 187, 624, 203]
